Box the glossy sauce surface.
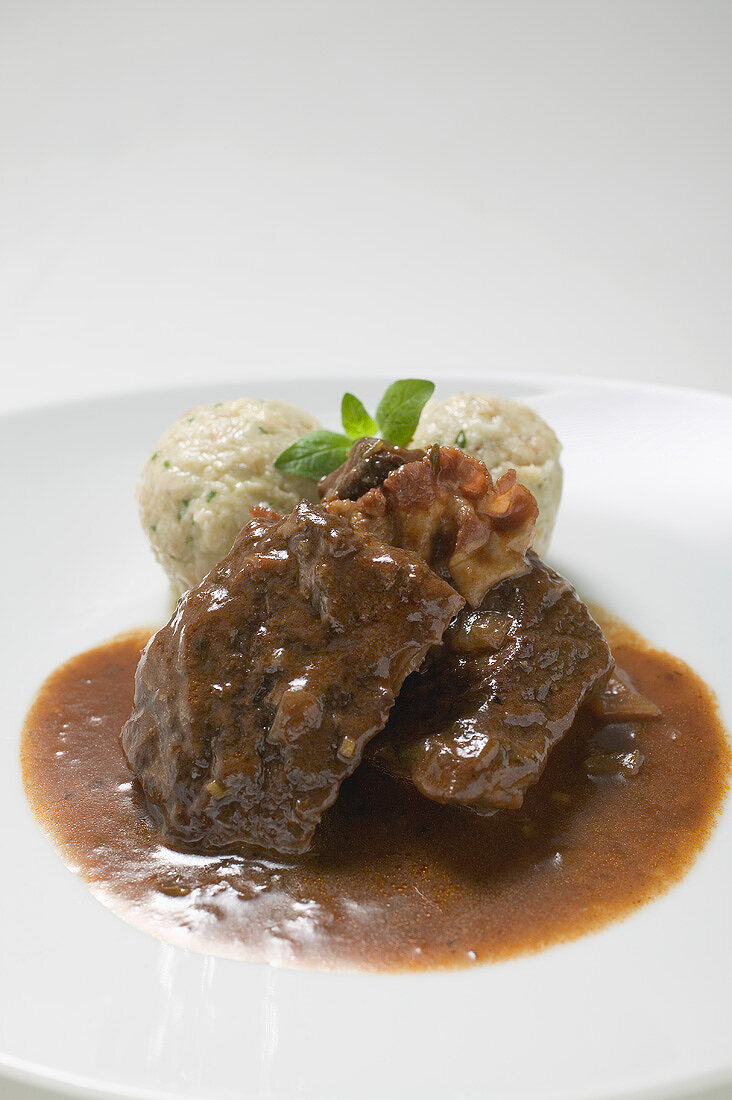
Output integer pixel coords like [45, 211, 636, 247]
[21, 622, 730, 971]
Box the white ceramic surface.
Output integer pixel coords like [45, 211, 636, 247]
[1, 374, 730, 1100]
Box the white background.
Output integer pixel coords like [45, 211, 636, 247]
[1, 0, 731, 410]
[1, 2, 730, 1098]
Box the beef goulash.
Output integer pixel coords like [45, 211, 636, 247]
[21, 429, 731, 971]
[22, 620, 730, 970]
[321, 441, 612, 814]
[121, 501, 463, 854]
[123, 442, 544, 855]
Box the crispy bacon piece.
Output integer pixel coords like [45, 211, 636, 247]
[327, 446, 538, 607]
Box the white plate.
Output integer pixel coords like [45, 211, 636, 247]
[1, 374, 731, 1100]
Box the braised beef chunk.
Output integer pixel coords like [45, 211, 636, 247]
[328, 446, 538, 607]
[318, 437, 425, 501]
[367, 553, 614, 814]
[320, 441, 600, 815]
[121, 501, 463, 855]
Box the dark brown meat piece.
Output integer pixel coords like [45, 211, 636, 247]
[318, 437, 425, 502]
[122, 501, 463, 855]
[367, 553, 614, 813]
[321, 440, 609, 815]
[328, 446, 538, 607]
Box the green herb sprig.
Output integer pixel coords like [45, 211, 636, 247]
[275, 379, 435, 480]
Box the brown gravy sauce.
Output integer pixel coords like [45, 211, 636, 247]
[21, 618, 730, 971]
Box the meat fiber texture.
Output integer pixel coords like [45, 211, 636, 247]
[411, 393, 562, 557]
[136, 398, 321, 594]
[368, 554, 614, 813]
[321, 439, 611, 816]
[122, 503, 463, 855]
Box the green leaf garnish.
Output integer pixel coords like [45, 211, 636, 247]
[341, 393, 378, 440]
[275, 430, 353, 480]
[455, 429, 467, 448]
[375, 379, 434, 446]
[274, 378, 435, 479]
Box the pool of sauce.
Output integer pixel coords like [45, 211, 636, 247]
[21, 621, 730, 971]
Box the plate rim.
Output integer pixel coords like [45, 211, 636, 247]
[3, 371, 731, 1100]
[1, 368, 731, 423]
